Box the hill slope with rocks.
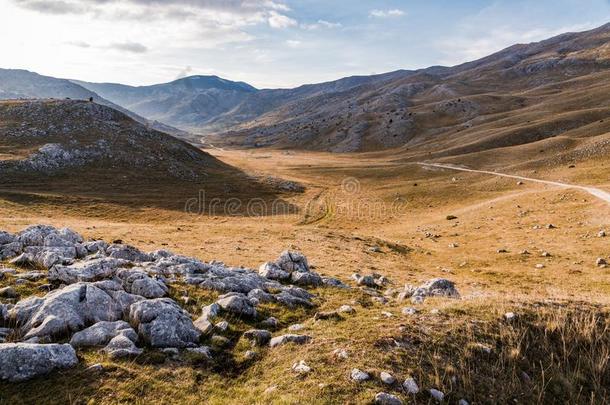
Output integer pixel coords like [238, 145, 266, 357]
[0, 100, 287, 211]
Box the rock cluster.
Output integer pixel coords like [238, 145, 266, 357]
[0, 225, 332, 382]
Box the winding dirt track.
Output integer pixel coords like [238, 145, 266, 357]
[418, 162, 610, 204]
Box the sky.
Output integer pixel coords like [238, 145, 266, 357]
[0, 0, 609, 88]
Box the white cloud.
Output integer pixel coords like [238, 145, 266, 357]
[301, 19, 342, 30]
[369, 9, 405, 18]
[268, 10, 297, 29]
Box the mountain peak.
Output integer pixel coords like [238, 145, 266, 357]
[167, 75, 257, 92]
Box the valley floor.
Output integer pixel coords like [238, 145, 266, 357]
[1, 148, 609, 404]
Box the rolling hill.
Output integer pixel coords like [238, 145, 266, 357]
[0, 99, 288, 212]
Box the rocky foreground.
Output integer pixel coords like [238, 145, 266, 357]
[0, 225, 459, 403]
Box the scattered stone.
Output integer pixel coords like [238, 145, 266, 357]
[321, 277, 350, 289]
[381, 311, 393, 318]
[520, 250, 530, 255]
[338, 305, 355, 314]
[269, 334, 311, 348]
[446, 215, 457, 220]
[596, 258, 607, 267]
[369, 246, 382, 253]
[429, 388, 445, 402]
[243, 329, 272, 346]
[258, 262, 290, 281]
[504, 312, 516, 321]
[517, 181, 524, 185]
[288, 323, 304, 331]
[375, 392, 403, 405]
[244, 350, 257, 360]
[402, 377, 419, 394]
[0, 343, 78, 382]
[292, 360, 311, 374]
[350, 368, 370, 382]
[497, 248, 508, 253]
[541, 251, 551, 257]
[185, 346, 212, 359]
[380, 371, 396, 385]
[458, 400, 470, 405]
[402, 307, 418, 315]
[598, 230, 606, 238]
[535, 264, 545, 269]
[546, 224, 556, 229]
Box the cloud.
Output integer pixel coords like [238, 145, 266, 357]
[369, 9, 405, 18]
[66, 40, 91, 48]
[285, 39, 301, 47]
[301, 19, 342, 30]
[267, 10, 296, 29]
[175, 65, 193, 79]
[108, 41, 148, 53]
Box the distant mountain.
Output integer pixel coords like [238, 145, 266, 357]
[75, 71, 413, 136]
[207, 22, 610, 152]
[0, 68, 188, 139]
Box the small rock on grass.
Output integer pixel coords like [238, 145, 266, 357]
[332, 348, 348, 360]
[375, 392, 404, 405]
[350, 368, 370, 382]
[402, 307, 417, 315]
[338, 305, 355, 314]
[596, 258, 607, 267]
[504, 312, 516, 321]
[380, 371, 396, 385]
[429, 388, 444, 402]
[292, 360, 311, 374]
[402, 377, 419, 394]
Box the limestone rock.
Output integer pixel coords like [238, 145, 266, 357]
[269, 334, 311, 348]
[0, 343, 78, 382]
[69, 320, 138, 348]
[129, 298, 201, 348]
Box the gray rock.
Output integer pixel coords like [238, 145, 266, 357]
[193, 316, 214, 335]
[247, 288, 275, 303]
[429, 389, 444, 402]
[0, 231, 15, 245]
[269, 334, 311, 348]
[0, 242, 23, 260]
[106, 244, 152, 262]
[258, 262, 290, 281]
[321, 277, 350, 288]
[411, 278, 460, 300]
[14, 271, 46, 281]
[351, 368, 370, 382]
[276, 251, 310, 273]
[375, 392, 404, 405]
[597, 258, 608, 267]
[243, 329, 272, 346]
[338, 305, 355, 314]
[216, 293, 257, 318]
[10, 283, 126, 340]
[291, 271, 323, 286]
[380, 371, 396, 384]
[215, 320, 229, 332]
[0, 343, 78, 382]
[69, 320, 137, 348]
[49, 258, 128, 284]
[129, 298, 201, 348]
[403, 377, 419, 394]
[103, 334, 143, 358]
[118, 268, 168, 298]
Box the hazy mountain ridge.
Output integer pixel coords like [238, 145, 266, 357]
[0, 68, 189, 139]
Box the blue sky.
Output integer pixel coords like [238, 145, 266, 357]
[0, 0, 609, 88]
